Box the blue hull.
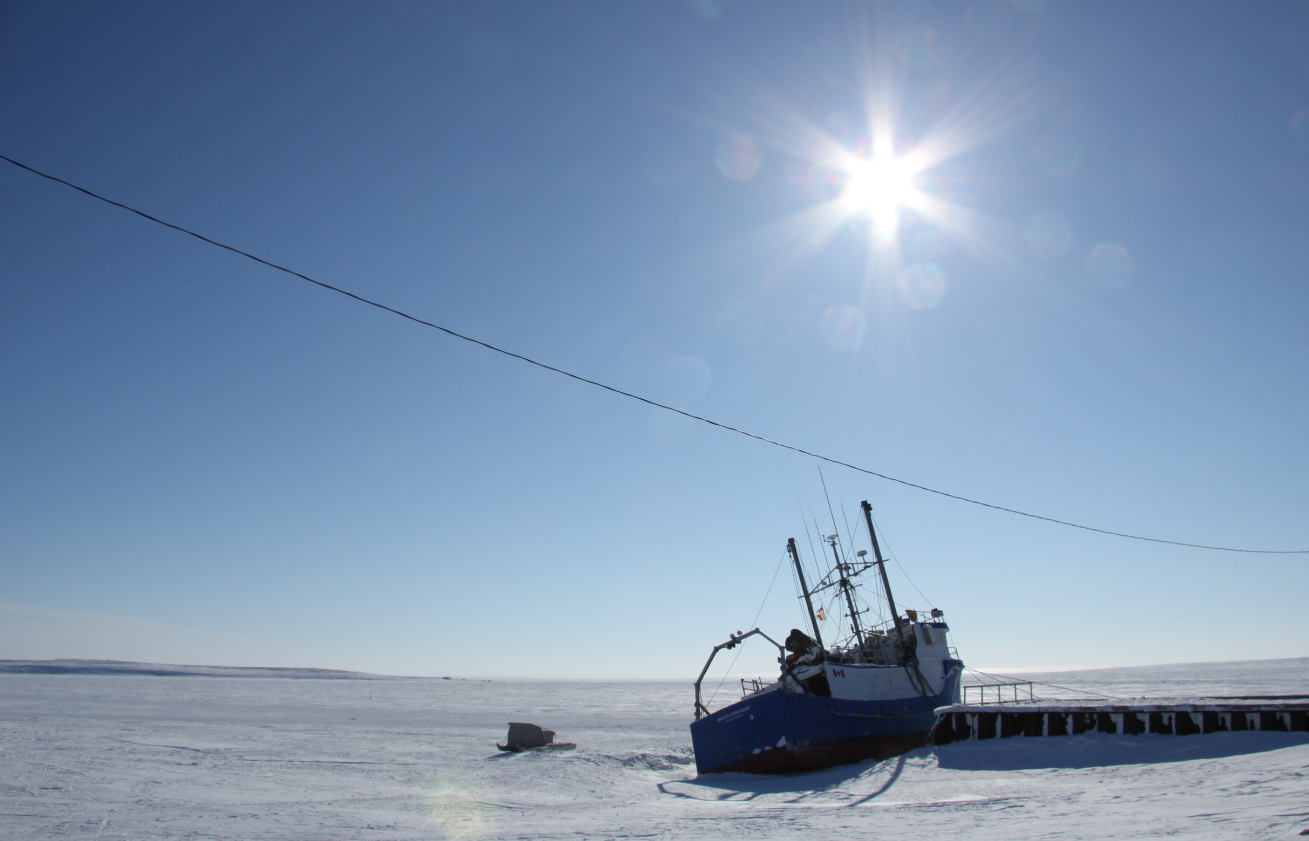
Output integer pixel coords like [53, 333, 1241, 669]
[690, 661, 962, 775]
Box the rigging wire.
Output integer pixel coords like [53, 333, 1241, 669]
[795, 499, 846, 645]
[791, 499, 827, 640]
[806, 482, 879, 646]
[818, 469, 843, 556]
[837, 501, 887, 629]
[799, 496, 825, 591]
[706, 549, 789, 709]
[792, 499, 811, 624]
[749, 550, 789, 633]
[866, 511, 936, 608]
[834, 493, 889, 629]
[4, 153, 1305, 555]
[890, 557, 932, 609]
[829, 474, 860, 560]
[964, 666, 1128, 701]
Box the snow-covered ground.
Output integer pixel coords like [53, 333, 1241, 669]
[971, 657, 1309, 703]
[1, 658, 1305, 839]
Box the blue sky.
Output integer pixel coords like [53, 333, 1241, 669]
[2, 0, 1307, 680]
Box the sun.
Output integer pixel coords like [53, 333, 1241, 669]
[838, 148, 925, 241]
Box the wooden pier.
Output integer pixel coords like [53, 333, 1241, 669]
[933, 699, 1309, 745]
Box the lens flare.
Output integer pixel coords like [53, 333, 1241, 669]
[1290, 111, 1309, 154]
[689, 0, 726, 21]
[897, 263, 947, 309]
[700, 32, 1025, 318]
[715, 136, 763, 181]
[667, 357, 712, 402]
[1024, 210, 1073, 258]
[427, 777, 492, 840]
[791, 159, 845, 201]
[820, 305, 866, 352]
[1086, 243, 1133, 288]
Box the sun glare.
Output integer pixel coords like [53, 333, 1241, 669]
[839, 150, 924, 240]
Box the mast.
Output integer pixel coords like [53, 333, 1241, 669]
[787, 538, 824, 650]
[828, 535, 865, 647]
[861, 500, 902, 633]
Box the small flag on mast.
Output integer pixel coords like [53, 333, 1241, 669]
[816, 608, 826, 621]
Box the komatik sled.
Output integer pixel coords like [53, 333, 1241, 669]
[689, 500, 963, 775]
[497, 722, 576, 753]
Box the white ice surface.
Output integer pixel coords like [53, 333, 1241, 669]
[969, 657, 1309, 702]
[1, 658, 1306, 839]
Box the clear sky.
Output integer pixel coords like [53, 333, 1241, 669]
[2, 0, 1307, 681]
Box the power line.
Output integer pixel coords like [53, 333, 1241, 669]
[3, 152, 1305, 556]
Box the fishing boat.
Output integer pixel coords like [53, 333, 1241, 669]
[689, 500, 963, 775]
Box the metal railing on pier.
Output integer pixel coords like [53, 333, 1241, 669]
[963, 681, 1035, 705]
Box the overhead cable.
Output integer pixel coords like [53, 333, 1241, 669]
[3, 152, 1304, 555]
